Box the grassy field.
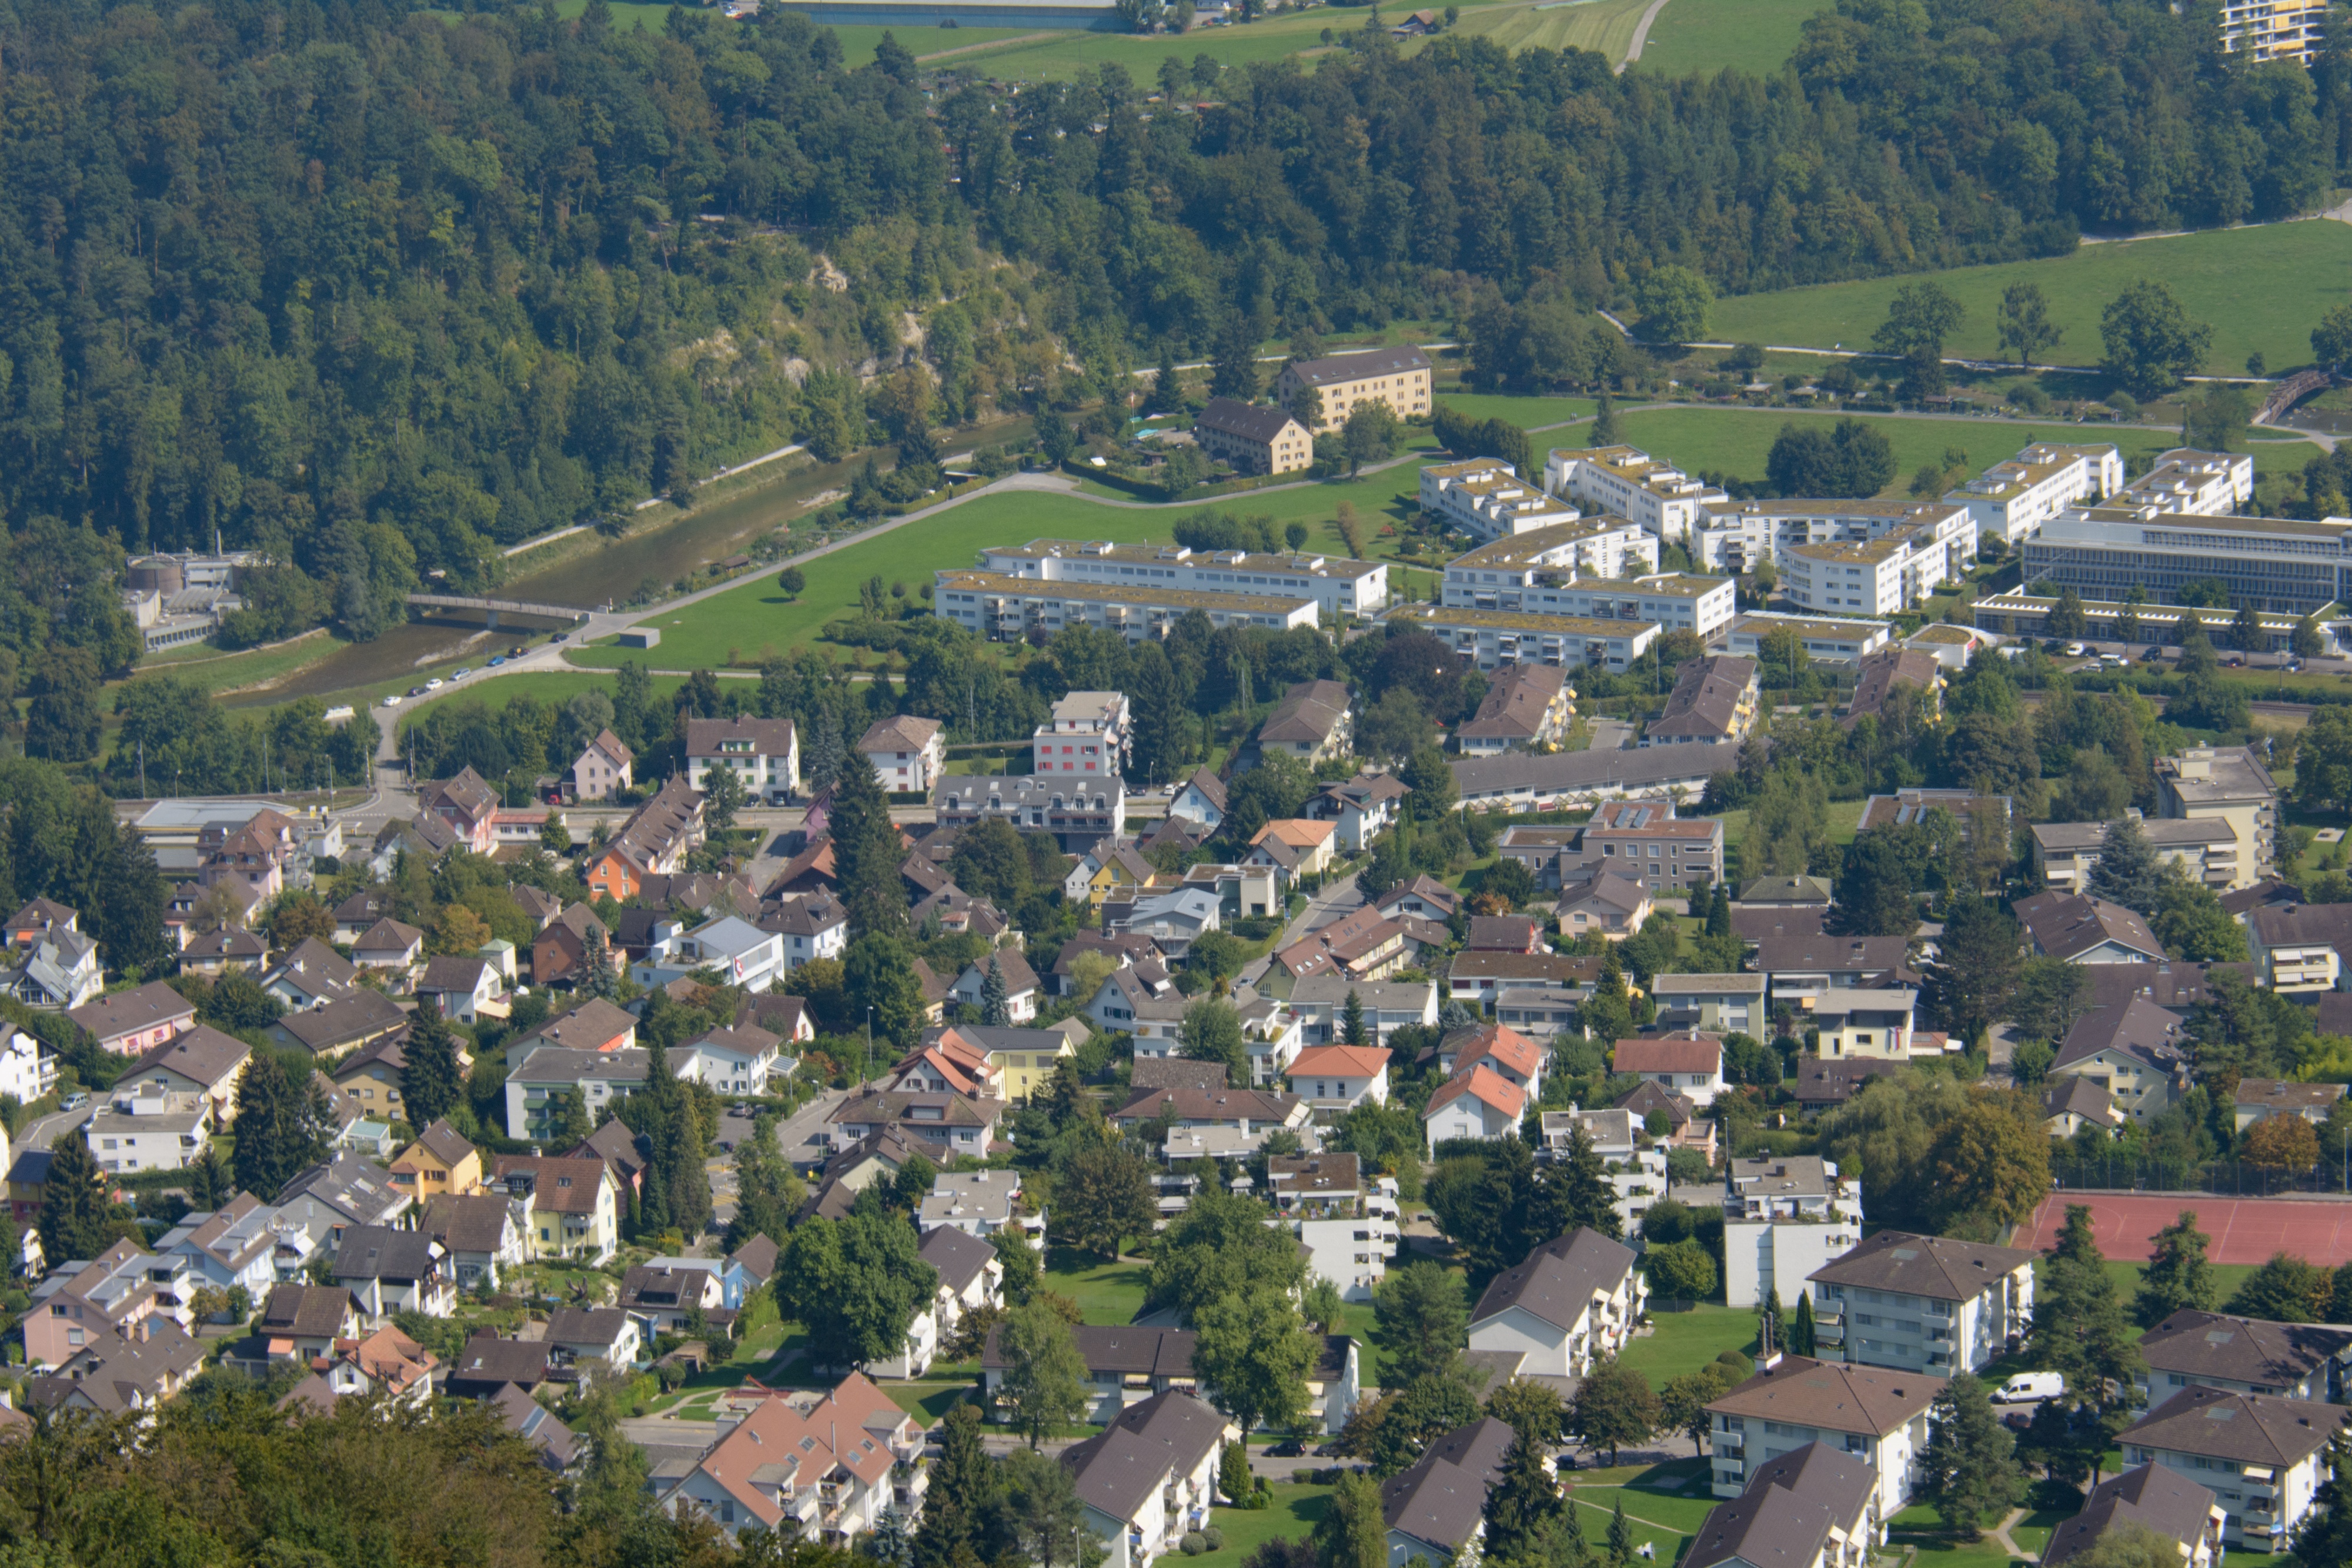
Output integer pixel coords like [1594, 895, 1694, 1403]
[1615, 1303, 1759, 1390]
[1615, 406, 2325, 490]
[1632, 0, 1825, 76]
[1187, 1483, 1333, 1568]
[1706, 220, 2352, 379]
[830, 24, 1047, 66]
[141, 630, 350, 698]
[1044, 1247, 1152, 1324]
[1450, 0, 1656, 61]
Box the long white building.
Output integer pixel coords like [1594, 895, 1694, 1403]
[1726, 612, 1894, 667]
[1944, 442, 2125, 544]
[1419, 459, 1589, 541]
[1688, 498, 1976, 589]
[1545, 445, 1729, 544]
[1381, 603, 1659, 671]
[933, 570, 1317, 643]
[1782, 534, 1942, 617]
[1441, 518, 1663, 603]
[974, 538, 1389, 618]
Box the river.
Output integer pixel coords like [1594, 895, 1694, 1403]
[233, 414, 1033, 707]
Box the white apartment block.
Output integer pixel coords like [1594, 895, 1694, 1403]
[1297, 1209, 1400, 1302]
[933, 570, 1318, 643]
[1809, 1232, 2036, 1376]
[976, 538, 1389, 618]
[1546, 445, 1729, 544]
[1726, 613, 1893, 668]
[1782, 537, 1921, 616]
[1717, 1156, 1865, 1310]
[1381, 603, 1660, 673]
[1706, 1359, 1939, 1520]
[1419, 460, 1592, 542]
[1690, 498, 1977, 580]
[2119, 1387, 2348, 1556]
[2107, 447, 2256, 517]
[1945, 442, 2125, 544]
[1441, 516, 1662, 590]
[1033, 691, 1131, 780]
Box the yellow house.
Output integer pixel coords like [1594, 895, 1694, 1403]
[389, 1118, 485, 1199]
[1252, 820, 1338, 876]
[956, 1021, 1084, 1106]
[1086, 844, 1162, 908]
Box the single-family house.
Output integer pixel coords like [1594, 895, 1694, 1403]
[1613, 1035, 1725, 1108]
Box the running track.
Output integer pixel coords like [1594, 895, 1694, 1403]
[2016, 1193, 2352, 1266]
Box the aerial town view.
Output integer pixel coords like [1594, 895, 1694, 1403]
[6, 0, 2352, 1565]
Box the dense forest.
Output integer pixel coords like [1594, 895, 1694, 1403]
[0, 0, 2339, 646]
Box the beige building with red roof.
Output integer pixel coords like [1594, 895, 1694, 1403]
[1250, 818, 1338, 875]
[654, 1372, 927, 1543]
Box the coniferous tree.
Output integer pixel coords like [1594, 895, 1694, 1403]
[400, 998, 466, 1130]
[1591, 392, 1622, 447]
[232, 1053, 330, 1200]
[2136, 1211, 2222, 1326]
[830, 747, 907, 938]
[38, 1130, 112, 1263]
[1606, 1497, 1633, 1568]
[1790, 1292, 1818, 1356]
[1481, 1428, 1563, 1561]
[2087, 816, 2165, 915]
[1919, 1373, 2023, 1540]
[1705, 881, 1732, 938]
[186, 1144, 230, 1212]
[1342, 988, 1367, 1047]
[581, 918, 619, 999]
[1541, 1126, 1624, 1242]
[981, 955, 1010, 1027]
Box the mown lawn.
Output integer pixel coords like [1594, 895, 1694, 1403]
[1632, 0, 1826, 77]
[1184, 1483, 1334, 1568]
[1616, 406, 2322, 495]
[1449, 0, 1657, 63]
[1706, 219, 2352, 379]
[1045, 1247, 1152, 1325]
[1614, 1303, 1759, 1391]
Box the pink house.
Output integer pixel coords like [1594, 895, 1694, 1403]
[68, 981, 196, 1057]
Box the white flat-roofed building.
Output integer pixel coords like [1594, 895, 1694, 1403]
[1441, 540, 1733, 641]
[1727, 613, 1893, 667]
[977, 537, 1389, 618]
[2110, 447, 2256, 516]
[1945, 442, 2124, 544]
[1419, 459, 1594, 543]
[933, 570, 1318, 643]
[1783, 537, 1924, 617]
[1381, 603, 1659, 673]
[934, 775, 1125, 851]
[1032, 690, 1131, 780]
[1439, 516, 1661, 594]
[2019, 509, 2352, 617]
[1719, 1154, 1865, 1310]
[1545, 445, 1729, 544]
[1690, 498, 1976, 586]
[1972, 590, 2327, 652]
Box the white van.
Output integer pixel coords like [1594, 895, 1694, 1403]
[1995, 1372, 2065, 1404]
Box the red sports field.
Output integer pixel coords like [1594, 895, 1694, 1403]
[2016, 1193, 2352, 1266]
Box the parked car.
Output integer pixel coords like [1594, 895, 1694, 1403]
[2064, 642, 2086, 657]
[452, 667, 472, 680]
[382, 693, 403, 707]
[426, 677, 445, 689]
[488, 656, 506, 668]
[1994, 1372, 2065, 1404]
[61, 1091, 89, 1112]
[407, 687, 427, 698]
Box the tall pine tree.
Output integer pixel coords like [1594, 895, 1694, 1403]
[2136, 1210, 2221, 1326]
[981, 956, 1010, 1027]
[1342, 988, 1367, 1046]
[233, 1052, 330, 1199]
[401, 998, 466, 1129]
[830, 747, 906, 938]
[39, 1129, 112, 1262]
[1481, 1428, 1563, 1561]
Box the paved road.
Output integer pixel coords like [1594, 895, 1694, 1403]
[1240, 875, 1366, 989]
[773, 1086, 850, 1172]
[1588, 718, 1636, 751]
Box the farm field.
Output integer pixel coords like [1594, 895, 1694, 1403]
[1449, 0, 1657, 62]
[1632, 0, 1825, 76]
[1706, 220, 2352, 380]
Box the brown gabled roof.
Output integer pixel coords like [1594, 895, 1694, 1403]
[1613, 1034, 1723, 1076]
[1457, 664, 1568, 743]
[1108, 1085, 1301, 1126]
[126, 1024, 249, 1088]
[67, 980, 196, 1044]
[2042, 1464, 2219, 1568]
[493, 1155, 610, 1215]
[1060, 1389, 1229, 1521]
[402, 1117, 478, 1172]
[422, 1192, 514, 1255]
[420, 767, 498, 825]
[260, 1283, 358, 1340]
[2137, 1310, 2352, 1393]
[1843, 647, 1942, 727]
[352, 917, 426, 955]
[1705, 1355, 1943, 1439]
[1285, 344, 1430, 386]
[1196, 396, 1306, 445]
[1258, 679, 1351, 745]
[2119, 1384, 2349, 1466]
[2020, 892, 2164, 963]
[1379, 1417, 1515, 1551]
[686, 715, 796, 759]
[1468, 1228, 1637, 1333]
[1649, 655, 1757, 741]
[1809, 1230, 2036, 1301]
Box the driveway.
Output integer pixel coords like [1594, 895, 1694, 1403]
[18, 1107, 88, 1154]
[773, 1087, 849, 1172]
[1240, 876, 1366, 988]
[1588, 718, 1636, 751]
